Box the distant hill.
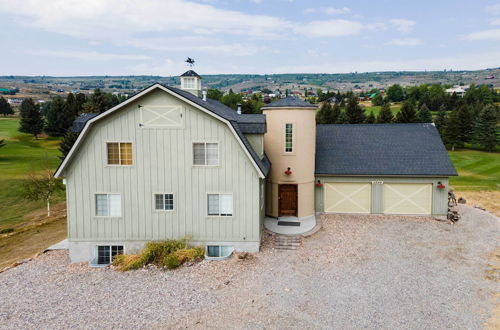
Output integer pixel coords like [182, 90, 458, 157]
[0, 68, 498, 100]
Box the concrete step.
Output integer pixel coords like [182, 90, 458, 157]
[274, 234, 302, 250]
[274, 245, 298, 250]
[275, 242, 301, 246]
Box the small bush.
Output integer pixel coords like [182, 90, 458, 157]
[163, 254, 181, 269]
[112, 238, 204, 271]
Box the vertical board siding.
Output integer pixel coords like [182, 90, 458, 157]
[66, 89, 260, 243]
[315, 176, 449, 216]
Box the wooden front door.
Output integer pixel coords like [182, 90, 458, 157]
[279, 184, 298, 217]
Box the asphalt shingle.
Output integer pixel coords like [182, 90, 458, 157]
[262, 96, 316, 109]
[315, 124, 457, 176]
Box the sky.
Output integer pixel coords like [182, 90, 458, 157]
[0, 0, 499, 76]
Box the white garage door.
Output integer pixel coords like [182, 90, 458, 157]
[324, 183, 372, 214]
[383, 183, 432, 215]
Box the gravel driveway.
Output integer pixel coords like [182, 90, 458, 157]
[0, 205, 498, 329]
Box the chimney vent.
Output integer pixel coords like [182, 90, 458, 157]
[237, 104, 242, 115]
[202, 90, 207, 101]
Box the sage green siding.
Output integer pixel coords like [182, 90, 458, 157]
[64, 89, 261, 244]
[315, 176, 449, 216]
[245, 134, 264, 158]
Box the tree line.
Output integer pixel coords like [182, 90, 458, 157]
[17, 88, 127, 157]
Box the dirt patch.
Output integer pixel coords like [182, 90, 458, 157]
[455, 191, 500, 217]
[485, 249, 500, 330]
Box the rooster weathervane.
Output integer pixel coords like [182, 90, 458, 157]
[185, 57, 195, 68]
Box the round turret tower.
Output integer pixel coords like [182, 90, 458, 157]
[262, 96, 317, 218]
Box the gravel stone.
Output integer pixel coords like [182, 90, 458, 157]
[0, 205, 498, 329]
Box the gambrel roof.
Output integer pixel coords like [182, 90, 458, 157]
[315, 124, 457, 176]
[56, 83, 270, 178]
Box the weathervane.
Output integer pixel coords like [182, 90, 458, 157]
[185, 57, 195, 68]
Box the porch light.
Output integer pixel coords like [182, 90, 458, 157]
[284, 167, 292, 175]
[315, 180, 323, 187]
[437, 181, 446, 189]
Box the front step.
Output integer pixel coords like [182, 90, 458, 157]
[274, 234, 302, 250]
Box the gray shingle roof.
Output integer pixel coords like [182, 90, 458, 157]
[236, 114, 266, 134]
[262, 96, 316, 109]
[180, 70, 201, 78]
[315, 124, 457, 176]
[71, 113, 99, 133]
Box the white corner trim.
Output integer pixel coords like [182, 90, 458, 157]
[55, 84, 265, 179]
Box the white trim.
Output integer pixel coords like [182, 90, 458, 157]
[55, 84, 264, 179]
[206, 192, 234, 217]
[153, 192, 175, 212]
[94, 193, 122, 218]
[139, 105, 184, 129]
[192, 141, 220, 166]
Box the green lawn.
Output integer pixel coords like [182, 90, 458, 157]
[363, 103, 401, 116]
[448, 149, 500, 191]
[0, 118, 64, 230]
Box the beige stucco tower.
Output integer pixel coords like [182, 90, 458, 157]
[262, 96, 317, 218]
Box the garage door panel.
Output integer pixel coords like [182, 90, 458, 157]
[324, 183, 371, 214]
[383, 183, 432, 215]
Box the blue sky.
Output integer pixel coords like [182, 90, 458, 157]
[0, 0, 499, 76]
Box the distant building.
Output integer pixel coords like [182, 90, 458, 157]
[7, 98, 22, 104]
[445, 85, 468, 96]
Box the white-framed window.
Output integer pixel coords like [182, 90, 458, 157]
[284, 123, 293, 153]
[155, 193, 174, 211]
[95, 194, 121, 217]
[207, 193, 233, 216]
[107, 142, 132, 165]
[95, 245, 123, 265]
[193, 142, 219, 166]
[183, 77, 195, 89]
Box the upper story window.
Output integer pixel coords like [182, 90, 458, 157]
[107, 142, 132, 165]
[95, 194, 121, 217]
[193, 142, 219, 166]
[183, 77, 195, 89]
[155, 193, 174, 211]
[284, 123, 293, 153]
[207, 193, 233, 217]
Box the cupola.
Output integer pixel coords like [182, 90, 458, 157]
[180, 70, 202, 97]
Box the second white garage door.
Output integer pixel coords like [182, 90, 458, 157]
[383, 183, 432, 215]
[324, 182, 372, 214]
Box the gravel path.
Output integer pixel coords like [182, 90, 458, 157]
[0, 205, 498, 329]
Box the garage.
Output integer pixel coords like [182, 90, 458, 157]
[383, 183, 432, 215]
[324, 182, 371, 214]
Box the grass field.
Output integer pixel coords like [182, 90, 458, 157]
[361, 102, 401, 116]
[0, 118, 64, 230]
[448, 149, 500, 191]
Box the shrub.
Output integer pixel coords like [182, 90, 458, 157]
[0, 228, 14, 234]
[112, 238, 204, 271]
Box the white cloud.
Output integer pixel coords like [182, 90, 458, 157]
[325, 7, 350, 15]
[0, 0, 292, 39]
[33, 50, 150, 61]
[389, 18, 415, 33]
[386, 38, 422, 46]
[272, 50, 500, 73]
[303, 7, 349, 15]
[300, 19, 364, 37]
[123, 36, 264, 56]
[463, 29, 500, 41]
[491, 18, 500, 25]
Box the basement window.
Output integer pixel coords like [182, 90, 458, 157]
[90, 245, 124, 267]
[205, 245, 234, 260]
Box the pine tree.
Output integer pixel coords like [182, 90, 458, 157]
[0, 97, 14, 116]
[417, 104, 432, 123]
[337, 111, 349, 124]
[444, 110, 462, 150]
[59, 130, 79, 160]
[83, 88, 112, 113]
[316, 102, 331, 124]
[19, 98, 43, 138]
[472, 105, 498, 151]
[45, 96, 70, 137]
[457, 105, 473, 143]
[330, 103, 341, 124]
[345, 96, 365, 124]
[396, 101, 417, 123]
[434, 105, 447, 136]
[365, 111, 376, 124]
[377, 103, 394, 123]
